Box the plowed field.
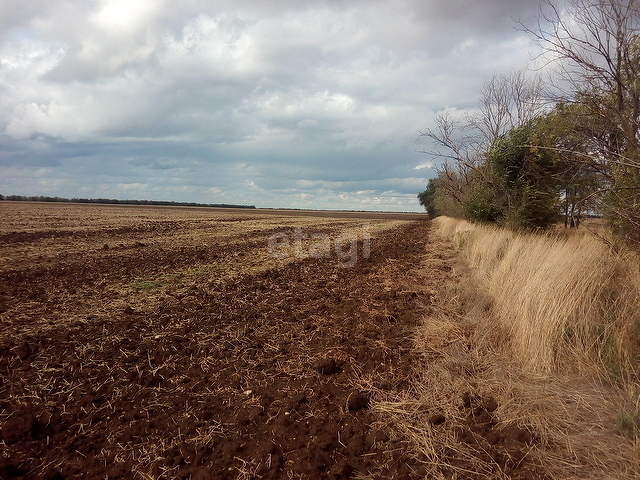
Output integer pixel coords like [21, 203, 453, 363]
[0, 202, 432, 479]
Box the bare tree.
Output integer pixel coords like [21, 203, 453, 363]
[522, 0, 640, 241]
[417, 111, 483, 207]
[524, 0, 640, 165]
[418, 71, 545, 212]
[472, 70, 546, 145]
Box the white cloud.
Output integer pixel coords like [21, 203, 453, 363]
[414, 161, 434, 170]
[0, 0, 546, 211]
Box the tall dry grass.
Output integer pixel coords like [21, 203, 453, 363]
[375, 217, 640, 479]
[434, 216, 640, 378]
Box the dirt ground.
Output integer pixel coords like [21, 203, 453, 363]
[0, 203, 433, 479]
[0, 203, 549, 479]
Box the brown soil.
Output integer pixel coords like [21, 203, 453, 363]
[0, 203, 548, 479]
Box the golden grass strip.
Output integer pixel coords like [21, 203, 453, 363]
[433, 216, 640, 378]
[376, 218, 640, 479]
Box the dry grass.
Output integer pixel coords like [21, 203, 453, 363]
[375, 217, 640, 479]
[436, 216, 640, 378]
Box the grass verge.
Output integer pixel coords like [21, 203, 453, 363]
[376, 217, 640, 479]
[437, 216, 640, 378]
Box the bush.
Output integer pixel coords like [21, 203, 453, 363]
[462, 185, 501, 223]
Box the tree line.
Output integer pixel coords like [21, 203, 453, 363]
[0, 194, 255, 209]
[418, 0, 640, 245]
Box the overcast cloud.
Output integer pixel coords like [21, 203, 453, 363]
[0, 0, 546, 211]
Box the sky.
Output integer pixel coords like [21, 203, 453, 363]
[0, 0, 547, 212]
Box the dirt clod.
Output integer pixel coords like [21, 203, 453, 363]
[429, 413, 446, 425]
[347, 392, 370, 411]
[316, 357, 343, 375]
[461, 391, 476, 408]
[15, 340, 33, 360]
[483, 396, 498, 413]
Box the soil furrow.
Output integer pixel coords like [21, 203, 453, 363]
[0, 216, 432, 479]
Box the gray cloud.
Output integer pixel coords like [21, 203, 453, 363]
[0, 0, 547, 211]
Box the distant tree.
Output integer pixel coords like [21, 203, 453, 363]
[0, 194, 255, 208]
[418, 71, 547, 225]
[532, 103, 605, 227]
[485, 122, 563, 230]
[417, 178, 438, 217]
[461, 183, 502, 223]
